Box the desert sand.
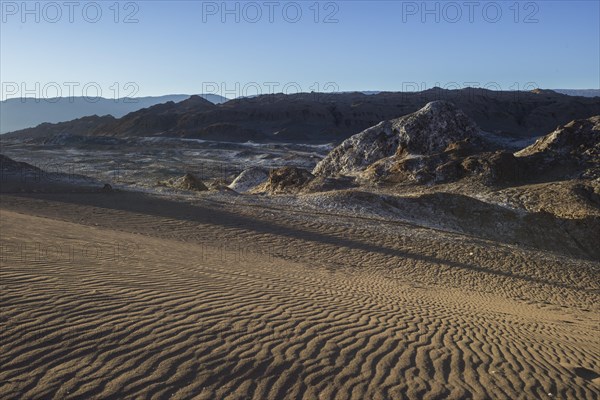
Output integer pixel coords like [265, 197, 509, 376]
[1, 191, 599, 399]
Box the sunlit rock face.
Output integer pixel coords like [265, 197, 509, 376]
[313, 101, 479, 177]
[228, 167, 270, 193]
[515, 116, 600, 180]
[253, 166, 315, 194]
[171, 173, 209, 191]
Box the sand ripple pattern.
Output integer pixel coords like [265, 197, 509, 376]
[1, 197, 599, 399]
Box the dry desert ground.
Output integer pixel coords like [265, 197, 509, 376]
[0, 191, 599, 399]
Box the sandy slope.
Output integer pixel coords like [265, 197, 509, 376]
[1, 193, 599, 399]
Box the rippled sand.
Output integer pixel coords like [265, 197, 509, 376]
[1, 192, 598, 399]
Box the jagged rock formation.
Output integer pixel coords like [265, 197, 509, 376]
[167, 173, 208, 192]
[205, 179, 238, 194]
[253, 167, 315, 194]
[313, 105, 600, 188]
[311, 120, 400, 177]
[393, 101, 480, 155]
[313, 101, 481, 180]
[516, 116, 600, 180]
[228, 167, 270, 193]
[459, 151, 521, 185]
[4, 88, 599, 144]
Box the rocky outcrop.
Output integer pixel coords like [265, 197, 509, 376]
[167, 173, 208, 191]
[313, 101, 480, 178]
[517, 116, 599, 157]
[312, 120, 398, 177]
[457, 151, 522, 185]
[357, 145, 528, 188]
[515, 116, 600, 180]
[229, 167, 270, 193]
[254, 167, 315, 194]
[312, 106, 600, 187]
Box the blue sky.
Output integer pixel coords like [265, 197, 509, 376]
[1, 0, 599, 99]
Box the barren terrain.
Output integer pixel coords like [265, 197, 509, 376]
[1, 191, 598, 399]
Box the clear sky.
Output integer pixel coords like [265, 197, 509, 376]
[1, 0, 599, 99]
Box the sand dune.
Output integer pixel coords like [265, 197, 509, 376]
[1, 193, 599, 399]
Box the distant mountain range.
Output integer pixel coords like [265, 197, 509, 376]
[0, 94, 228, 134]
[3, 88, 599, 144]
[552, 89, 600, 97]
[2, 89, 597, 136]
[357, 90, 600, 98]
